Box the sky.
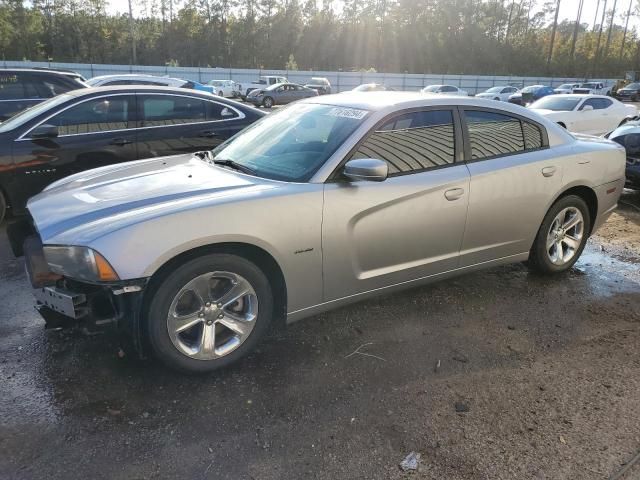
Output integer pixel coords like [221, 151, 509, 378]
[106, 0, 640, 30]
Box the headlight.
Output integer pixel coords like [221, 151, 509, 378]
[43, 246, 119, 282]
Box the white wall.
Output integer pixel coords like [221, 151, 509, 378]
[2, 60, 616, 94]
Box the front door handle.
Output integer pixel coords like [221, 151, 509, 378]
[109, 138, 133, 146]
[198, 130, 219, 138]
[542, 166, 557, 177]
[444, 188, 465, 201]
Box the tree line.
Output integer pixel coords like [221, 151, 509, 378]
[1, 0, 640, 78]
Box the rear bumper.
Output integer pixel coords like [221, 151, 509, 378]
[592, 178, 626, 232]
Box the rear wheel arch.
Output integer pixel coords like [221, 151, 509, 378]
[552, 185, 598, 235]
[145, 242, 288, 327]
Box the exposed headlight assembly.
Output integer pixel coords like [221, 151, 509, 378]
[43, 246, 120, 282]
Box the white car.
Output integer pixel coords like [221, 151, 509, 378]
[208, 79, 240, 98]
[421, 85, 468, 96]
[573, 82, 612, 96]
[475, 86, 519, 102]
[529, 94, 638, 136]
[554, 83, 580, 94]
[86, 74, 216, 94]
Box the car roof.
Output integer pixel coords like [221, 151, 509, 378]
[304, 91, 545, 112]
[61, 85, 219, 97]
[546, 93, 611, 99]
[0, 67, 81, 76]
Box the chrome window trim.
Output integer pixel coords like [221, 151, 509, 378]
[0, 98, 42, 102]
[16, 92, 245, 141]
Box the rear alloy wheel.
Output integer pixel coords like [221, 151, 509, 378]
[146, 253, 273, 373]
[262, 96, 274, 108]
[528, 195, 591, 274]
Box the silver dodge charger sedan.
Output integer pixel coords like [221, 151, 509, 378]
[10, 93, 626, 372]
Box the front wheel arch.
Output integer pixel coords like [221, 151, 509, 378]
[144, 242, 287, 328]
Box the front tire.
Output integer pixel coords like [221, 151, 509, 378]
[262, 96, 274, 108]
[528, 195, 591, 274]
[145, 253, 273, 373]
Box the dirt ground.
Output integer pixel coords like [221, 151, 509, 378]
[0, 191, 639, 480]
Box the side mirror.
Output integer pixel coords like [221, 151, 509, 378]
[30, 124, 59, 139]
[343, 158, 388, 182]
[582, 105, 594, 112]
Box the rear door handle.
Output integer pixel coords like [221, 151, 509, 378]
[109, 138, 133, 146]
[542, 166, 557, 177]
[444, 188, 465, 201]
[198, 130, 219, 138]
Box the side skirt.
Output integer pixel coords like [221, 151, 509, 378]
[285, 252, 529, 324]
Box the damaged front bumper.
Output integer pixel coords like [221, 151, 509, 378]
[33, 277, 148, 353]
[8, 215, 149, 354]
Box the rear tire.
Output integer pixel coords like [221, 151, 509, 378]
[145, 253, 273, 373]
[528, 195, 591, 275]
[262, 96, 274, 108]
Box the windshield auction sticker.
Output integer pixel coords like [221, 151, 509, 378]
[326, 107, 368, 119]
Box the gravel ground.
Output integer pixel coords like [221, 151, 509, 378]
[0, 190, 639, 480]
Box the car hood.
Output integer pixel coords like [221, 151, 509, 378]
[28, 154, 281, 244]
[475, 93, 496, 98]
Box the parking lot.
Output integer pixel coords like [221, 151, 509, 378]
[0, 187, 638, 479]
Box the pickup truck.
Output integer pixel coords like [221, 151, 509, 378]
[573, 82, 612, 96]
[240, 76, 288, 99]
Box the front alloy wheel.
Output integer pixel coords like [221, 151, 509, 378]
[146, 253, 273, 373]
[167, 272, 258, 360]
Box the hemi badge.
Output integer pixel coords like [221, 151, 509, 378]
[606, 187, 616, 194]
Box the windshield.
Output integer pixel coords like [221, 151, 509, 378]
[521, 85, 542, 93]
[530, 96, 581, 111]
[211, 103, 369, 182]
[209, 80, 224, 86]
[557, 84, 575, 89]
[485, 87, 503, 93]
[0, 93, 75, 132]
[580, 83, 597, 88]
[625, 83, 640, 89]
[422, 85, 440, 92]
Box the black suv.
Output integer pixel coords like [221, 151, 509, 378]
[0, 68, 88, 121]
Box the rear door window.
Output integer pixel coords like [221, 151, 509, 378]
[464, 109, 546, 159]
[464, 110, 524, 159]
[141, 95, 207, 127]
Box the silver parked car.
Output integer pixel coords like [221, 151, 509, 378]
[246, 82, 318, 108]
[12, 93, 626, 372]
